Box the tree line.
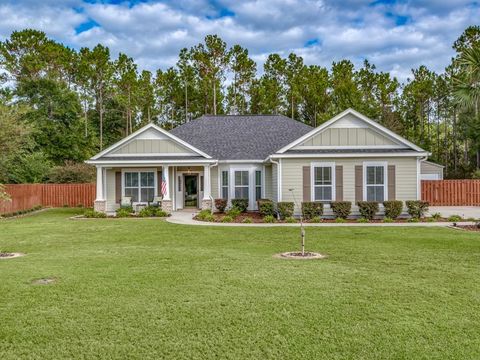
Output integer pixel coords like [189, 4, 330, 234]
[0, 26, 479, 183]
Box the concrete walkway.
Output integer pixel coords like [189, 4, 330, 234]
[166, 210, 475, 227]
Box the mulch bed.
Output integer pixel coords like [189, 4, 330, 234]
[452, 225, 480, 232]
[274, 252, 327, 260]
[197, 212, 454, 224]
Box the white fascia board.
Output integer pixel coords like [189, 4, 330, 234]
[269, 151, 430, 159]
[217, 160, 265, 164]
[85, 159, 217, 166]
[276, 108, 426, 154]
[90, 123, 212, 160]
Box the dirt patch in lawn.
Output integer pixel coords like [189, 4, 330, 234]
[0, 252, 25, 260]
[31, 277, 57, 285]
[274, 252, 327, 260]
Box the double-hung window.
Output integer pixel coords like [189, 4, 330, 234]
[124, 171, 155, 203]
[221, 171, 229, 199]
[312, 163, 334, 202]
[255, 170, 262, 200]
[365, 163, 386, 202]
[234, 170, 249, 199]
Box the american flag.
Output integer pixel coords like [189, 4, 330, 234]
[161, 172, 167, 196]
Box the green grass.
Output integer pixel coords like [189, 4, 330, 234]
[1, 209, 480, 359]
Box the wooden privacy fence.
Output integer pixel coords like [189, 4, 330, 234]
[0, 183, 96, 215]
[421, 180, 480, 206]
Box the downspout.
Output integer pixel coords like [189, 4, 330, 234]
[209, 161, 218, 214]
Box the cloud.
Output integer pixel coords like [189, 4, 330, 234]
[0, 0, 477, 82]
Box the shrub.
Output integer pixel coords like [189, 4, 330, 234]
[431, 212, 442, 221]
[120, 205, 134, 213]
[257, 199, 274, 217]
[196, 209, 212, 221]
[406, 200, 429, 219]
[222, 215, 233, 223]
[47, 161, 96, 183]
[226, 207, 241, 219]
[383, 200, 403, 219]
[357, 218, 369, 223]
[116, 208, 132, 218]
[448, 215, 462, 222]
[331, 201, 352, 219]
[408, 217, 419, 223]
[138, 206, 166, 217]
[301, 202, 324, 220]
[242, 217, 253, 223]
[154, 209, 168, 217]
[231, 199, 248, 212]
[277, 202, 294, 219]
[263, 215, 276, 223]
[285, 216, 297, 223]
[310, 216, 322, 223]
[335, 217, 346, 223]
[425, 217, 435, 222]
[383, 217, 393, 223]
[84, 209, 106, 218]
[357, 201, 379, 220]
[214, 198, 227, 213]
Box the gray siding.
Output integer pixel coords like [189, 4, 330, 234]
[271, 163, 278, 203]
[294, 127, 398, 148]
[421, 161, 443, 179]
[264, 165, 272, 200]
[211, 166, 219, 199]
[112, 139, 194, 155]
[281, 157, 418, 214]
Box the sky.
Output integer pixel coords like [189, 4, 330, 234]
[0, 0, 478, 82]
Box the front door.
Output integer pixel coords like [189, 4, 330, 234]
[184, 175, 198, 208]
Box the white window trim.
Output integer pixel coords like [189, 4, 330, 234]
[310, 162, 336, 202]
[363, 161, 388, 202]
[226, 165, 264, 210]
[254, 169, 263, 201]
[232, 169, 250, 200]
[220, 170, 229, 199]
[121, 168, 158, 205]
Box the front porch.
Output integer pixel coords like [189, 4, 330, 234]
[93, 163, 215, 214]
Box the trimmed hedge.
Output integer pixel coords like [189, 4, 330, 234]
[331, 201, 351, 219]
[231, 199, 248, 212]
[277, 202, 294, 219]
[301, 202, 324, 220]
[406, 200, 429, 218]
[257, 199, 274, 217]
[383, 200, 403, 219]
[214, 198, 227, 213]
[357, 201, 379, 220]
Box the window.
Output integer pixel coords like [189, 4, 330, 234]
[178, 176, 182, 192]
[312, 164, 334, 201]
[255, 170, 262, 200]
[221, 171, 229, 199]
[200, 176, 204, 192]
[234, 170, 249, 199]
[124, 171, 155, 203]
[365, 164, 386, 202]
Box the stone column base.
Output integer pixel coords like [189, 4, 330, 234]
[201, 199, 212, 211]
[94, 200, 106, 213]
[161, 200, 173, 213]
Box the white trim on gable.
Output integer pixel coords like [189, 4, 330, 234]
[90, 123, 212, 161]
[276, 108, 426, 154]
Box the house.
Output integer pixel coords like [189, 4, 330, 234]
[86, 108, 431, 215]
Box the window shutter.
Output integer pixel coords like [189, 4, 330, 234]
[303, 166, 311, 202]
[157, 170, 162, 196]
[335, 165, 343, 201]
[115, 172, 121, 204]
[355, 165, 363, 203]
[388, 165, 396, 200]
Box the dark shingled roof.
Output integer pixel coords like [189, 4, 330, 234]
[170, 115, 313, 160]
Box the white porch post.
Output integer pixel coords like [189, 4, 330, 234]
[203, 165, 211, 200]
[94, 166, 106, 212]
[95, 166, 104, 201]
[162, 165, 171, 200]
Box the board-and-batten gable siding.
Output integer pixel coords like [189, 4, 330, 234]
[420, 162, 444, 179]
[293, 127, 399, 148]
[281, 157, 417, 213]
[111, 138, 195, 155]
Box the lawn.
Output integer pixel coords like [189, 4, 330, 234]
[1, 209, 480, 359]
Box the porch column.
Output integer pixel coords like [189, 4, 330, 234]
[94, 166, 106, 213]
[162, 165, 171, 200]
[203, 165, 211, 200]
[201, 165, 212, 210]
[161, 165, 173, 213]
